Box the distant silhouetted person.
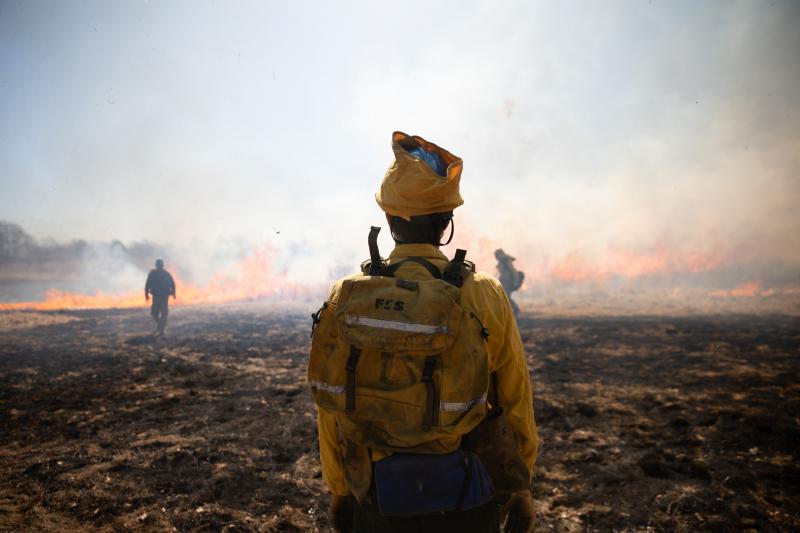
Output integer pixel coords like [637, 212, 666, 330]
[495, 248, 524, 317]
[145, 258, 176, 335]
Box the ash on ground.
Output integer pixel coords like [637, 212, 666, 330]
[1, 307, 798, 532]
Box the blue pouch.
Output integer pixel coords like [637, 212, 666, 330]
[373, 450, 495, 516]
[407, 146, 447, 177]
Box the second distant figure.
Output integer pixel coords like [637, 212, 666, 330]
[495, 249, 525, 317]
[145, 258, 176, 335]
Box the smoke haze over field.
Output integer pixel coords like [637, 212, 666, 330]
[1, 1, 799, 313]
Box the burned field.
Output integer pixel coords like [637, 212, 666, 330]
[1, 308, 798, 532]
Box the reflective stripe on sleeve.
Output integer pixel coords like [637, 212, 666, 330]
[344, 315, 448, 334]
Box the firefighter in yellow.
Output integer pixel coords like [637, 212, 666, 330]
[309, 132, 538, 533]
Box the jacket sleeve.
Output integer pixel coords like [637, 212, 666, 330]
[317, 408, 350, 496]
[144, 272, 152, 294]
[487, 281, 539, 478]
[314, 281, 351, 497]
[168, 273, 176, 295]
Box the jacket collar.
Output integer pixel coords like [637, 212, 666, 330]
[388, 244, 448, 262]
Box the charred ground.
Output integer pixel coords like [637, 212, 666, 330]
[0, 307, 798, 532]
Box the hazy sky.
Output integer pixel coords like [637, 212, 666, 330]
[1, 0, 799, 298]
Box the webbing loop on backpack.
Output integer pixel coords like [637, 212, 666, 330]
[345, 345, 362, 412]
[421, 356, 439, 429]
[443, 249, 467, 287]
[379, 257, 442, 280]
[368, 226, 383, 276]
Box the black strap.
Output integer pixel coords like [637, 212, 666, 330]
[440, 217, 455, 246]
[486, 371, 503, 419]
[345, 346, 361, 413]
[443, 248, 467, 287]
[368, 226, 382, 276]
[471, 306, 499, 418]
[421, 356, 439, 429]
[310, 302, 327, 338]
[379, 257, 442, 280]
[389, 213, 455, 247]
[489, 372, 499, 408]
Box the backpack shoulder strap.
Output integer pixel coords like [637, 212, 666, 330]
[360, 227, 471, 284]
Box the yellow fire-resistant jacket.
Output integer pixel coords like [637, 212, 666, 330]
[316, 243, 539, 497]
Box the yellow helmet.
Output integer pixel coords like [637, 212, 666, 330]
[375, 131, 464, 221]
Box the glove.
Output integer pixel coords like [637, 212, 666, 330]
[329, 494, 355, 533]
[501, 490, 536, 533]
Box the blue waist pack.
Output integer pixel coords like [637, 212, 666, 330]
[373, 450, 495, 516]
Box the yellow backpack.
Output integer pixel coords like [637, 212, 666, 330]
[308, 229, 491, 454]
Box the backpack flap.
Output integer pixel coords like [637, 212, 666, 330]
[335, 277, 461, 355]
[308, 273, 490, 454]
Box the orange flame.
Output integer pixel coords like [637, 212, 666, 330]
[0, 289, 143, 311]
[447, 230, 725, 288]
[709, 281, 772, 298]
[0, 245, 313, 311]
[548, 246, 723, 284]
